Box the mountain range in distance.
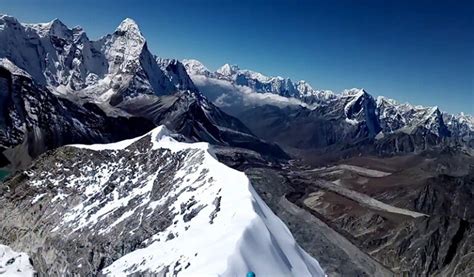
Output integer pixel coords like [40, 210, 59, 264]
[0, 15, 473, 276]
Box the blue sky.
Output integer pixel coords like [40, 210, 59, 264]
[2, 0, 473, 114]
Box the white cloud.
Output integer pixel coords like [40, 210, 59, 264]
[190, 75, 313, 109]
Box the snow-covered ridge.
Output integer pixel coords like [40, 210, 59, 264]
[377, 96, 474, 131]
[29, 126, 325, 276]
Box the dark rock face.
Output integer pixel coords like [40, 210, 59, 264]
[413, 173, 474, 220]
[385, 216, 473, 276]
[0, 65, 155, 169]
[157, 58, 198, 93]
[234, 98, 380, 150]
[116, 92, 289, 160]
[374, 128, 446, 155]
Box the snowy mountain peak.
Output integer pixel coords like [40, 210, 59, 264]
[376, 95, 451, 136]
[49, 18, 67, 29]
[0, 14, 20, 26]
[184, 59, 337, 103]
[110, 18, 145, 47]
[47, 19, 70, 38]
[27, 18, 72, 39]
[342, 88, 368, 97]
[112, 18, 145, 47]
[377, 96, 399, 106]
[216, 63, 240, 76]
[240, 69, 272, 83]
[116, 18, 141, 34]
[296, 80, 315, 96]
[0, 15, 182, 106]
[456, 112, 474, 127]
[182, 59, 211, 76]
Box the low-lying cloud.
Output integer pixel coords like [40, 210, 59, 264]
[190, 75, 312, 110]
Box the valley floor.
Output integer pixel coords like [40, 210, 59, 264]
[245, 150, 474, 276]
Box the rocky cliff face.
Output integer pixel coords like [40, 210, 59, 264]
[0, 59, 154, 169]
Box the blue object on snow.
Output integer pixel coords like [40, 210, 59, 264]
[247, 272, 256, 277]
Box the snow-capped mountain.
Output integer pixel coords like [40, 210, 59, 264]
[0, 15, 287, 170]
[157, 58, 198, 92]
[182, 59, 211, 77]
[183, 59, 336, 104]
[184, 59, 473, 150]
[443, 112, 474, 144]
[0, 126, 324, 276]
[376, 96, 450, 137]
[341, 88, 380, 136]
[0, 15, 174, 104]
[0, 13, 472, 277]
[0, 58, 154, 169]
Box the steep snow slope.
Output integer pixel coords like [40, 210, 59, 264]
[0, 126, 323, 276]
